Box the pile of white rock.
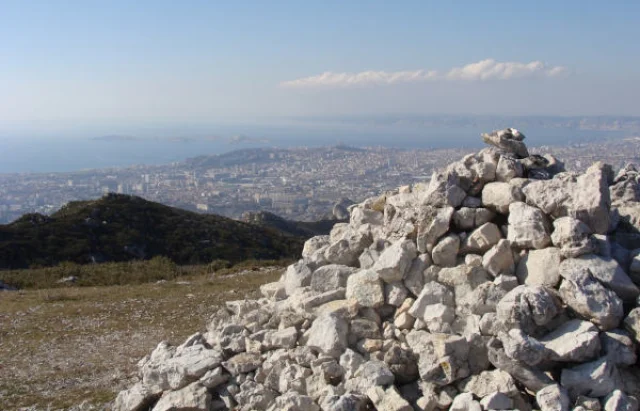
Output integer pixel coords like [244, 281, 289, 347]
[114, 128, 640, 411]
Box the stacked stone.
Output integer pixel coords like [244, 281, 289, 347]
[114, 128, 640, 411]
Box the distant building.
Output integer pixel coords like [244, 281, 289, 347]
[196, 203, 209, 212]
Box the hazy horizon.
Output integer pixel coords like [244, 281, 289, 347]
[1, 1, 639, 139]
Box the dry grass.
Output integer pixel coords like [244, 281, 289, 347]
[0, 266, 283, 410]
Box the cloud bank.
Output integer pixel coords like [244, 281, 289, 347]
[281, 59, 567, 88]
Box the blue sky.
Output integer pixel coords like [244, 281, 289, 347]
[1, 0, 639, 134]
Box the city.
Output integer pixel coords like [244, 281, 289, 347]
[2, 137, 640, 224]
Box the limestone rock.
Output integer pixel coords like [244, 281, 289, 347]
[482, 182, 525, 214]
[507, 202, 551, 249]
[560, 255, 639, 302]
[432, 233, 460, 267]
[496, 285, 560, 335]
[346, 269, 384, 308]
[516, 247, 561, 287]
[373, 239, 418, 283]
[603, 390, 639, 411]
[462, 223, 503, 254]
[538, 319, 600, 362]
[481, 128, 529, 158]
[560, 357, 621, 399]
[535, 384, 570, 411]
[482, 239, 514, 277]
[367, 386, 413, 411]
[310, 264, 357, 293]
[551, 217, 596, 258]
[559, 268, 624, 331]
[305, 314, 348, 358]
[153, 382, 211, 411]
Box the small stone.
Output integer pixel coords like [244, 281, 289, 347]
[432, 234, 460, 267]
[346, 269, 385, 308]
[482, 239, 515, 277]
[603, 390, 639, 411]
[560, 357, 621, 399]
[479, 391, 513, 410]
[482, 182, 525, 214]
[305, 314, 348, 358]
[516, 247, 562, 287]
[373, 239, 418, 283]
[507, 202, 551, 249]
[462, 223, 503, 254]
[538, 319, 600, 362]
[535, 384, 570, 411]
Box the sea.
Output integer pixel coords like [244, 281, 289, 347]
[0, 123, 626, 174]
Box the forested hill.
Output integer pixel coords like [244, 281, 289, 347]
[0, 194, 309, 269]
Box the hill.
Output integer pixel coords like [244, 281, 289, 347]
[241, 210, 343, 237]
[0, 194, 308, 269]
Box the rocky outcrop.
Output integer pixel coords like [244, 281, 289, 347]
[114, 128, 640, 411]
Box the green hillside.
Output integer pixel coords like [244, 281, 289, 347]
[0, 194, 307, 269]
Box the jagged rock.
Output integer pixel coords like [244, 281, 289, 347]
[283, 260, 314, 296]
[496, 156, 524, 182]
[601, 329, 638, 366]
[462, 222, 503, 254]
[561, 357, 621, 399]
[559, 267, 624, 330]
[481, 128, 529, 158]
[222, 352, 262, 376]
[516, 247, 561, 287]
[482, 182, 525, 214]
[112, 382, 158, 411]
[624, 308, 640, 343]
[450, 392, 482, 411]
[408, 281, 454, 322]
[560, 254, 639, 302]
[374, 239, 418, 283]
[603, 390, 639, 411]
[574, 395, 602, 411]
[535, 384, 570, 411]
[416, 206, 455, 253]
[367, 385, 413, 411]
[507, 202, 551, 249]
[141, 342, 223, 392]
[153, 382, 211, 411]
[499, 328, 547, 366]
[482, 239, 514, 277]
[538, 319, 600, 362]
[404, 253, 431, 296]
[310, 264, 357, 293]
[303, 235, 331, 259]
[523, 162, 612, 234]
[551, 217, 596, 258]
[305, 314, 348, 358]
[199, 367, 228, 389]
[496, 285, 560, 335]
[346, 269, 384, 308]
[267, 392, 320, 411]
[260, 281, 287, 301]
[479, 392, 513, 410]
[432, 233, 460, 267]
[422, 171, 467, 208]
[487, 337, 554, 393]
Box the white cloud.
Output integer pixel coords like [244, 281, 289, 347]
[280, 69, 439, 88]
[281, 59, 567, 88]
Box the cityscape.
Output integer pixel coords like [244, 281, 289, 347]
[2, 137, 640, 224]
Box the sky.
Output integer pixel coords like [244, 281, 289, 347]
[1, 0, 639, 136]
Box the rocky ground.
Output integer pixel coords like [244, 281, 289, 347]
[0, 267, 283, 410]
[113, 128, 640, 411]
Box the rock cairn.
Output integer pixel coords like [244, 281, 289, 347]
[114, 128, 640, 411]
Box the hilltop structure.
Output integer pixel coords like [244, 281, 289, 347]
[115, 128, 640, 411]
